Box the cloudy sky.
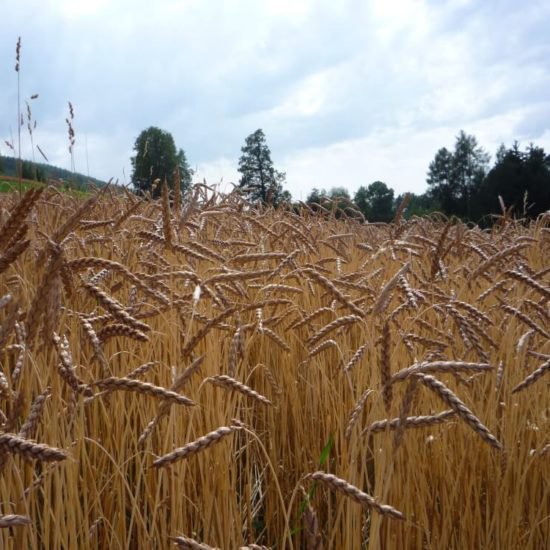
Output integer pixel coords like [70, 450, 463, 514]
[1, 0, 549, 199]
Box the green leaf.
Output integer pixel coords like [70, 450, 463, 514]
[291, 433, 335, 537]
[319, 432, 334, 467]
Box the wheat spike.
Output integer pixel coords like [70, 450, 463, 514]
[416, 374, 502, 450]
[153, 421, 243, 467]
[307, 471, 405, 520]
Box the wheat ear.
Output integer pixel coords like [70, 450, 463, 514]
[153, 420, 243, 468]
[0, 433, 67, 462]
[169, 535, 219, 549]
[93, 378, 195, 406]
[416, 374, 502, 450]
[511, 358, 550, 394]
[207, 375, 272, 406]
[363, 410, 456, 435]
[307, 471, 405, 520]
[0, 514, 32, 528]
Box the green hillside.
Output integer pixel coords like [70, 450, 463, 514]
[0, 155, 107, 189]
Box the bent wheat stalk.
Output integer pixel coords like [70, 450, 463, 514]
[0, 433, 67, 462]
[0, 514, 32, 528]
[307, 471, 405, 521]
[416, 373, 502, 450]
[153, 420, 243, 467]
[93, 378, 195, 406]
[390, 361, 493, 385]
[363, 410, 456, 435]
[511, 358, 550, 394]
[207, 375, 272, 406]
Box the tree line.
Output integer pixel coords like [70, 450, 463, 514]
[129, 126, 550, 223]
[7, 124, 546, 224]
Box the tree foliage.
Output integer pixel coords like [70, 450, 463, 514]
[427, 131, 489, 219]
[479, 143, 550, 220]
[354, 181, 394, 222]
[394, 192, 440, 219]
[238, 129, 289, 206]
[306, 187, 327, 206]
[131, 127, 192, 198]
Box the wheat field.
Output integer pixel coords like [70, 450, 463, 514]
[0, 183, 548, 549]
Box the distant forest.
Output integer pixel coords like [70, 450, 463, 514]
[0, 155, 106, 189]
[304, 132, 550, 225]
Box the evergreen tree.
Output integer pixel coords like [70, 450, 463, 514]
[131, 127, 192, 198]
[427, 147, 454, 214]
[479, 143, 550, 220]
[427, 131, 489, 219]
[238, 129, 289, 206]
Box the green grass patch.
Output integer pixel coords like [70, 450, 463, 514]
[0, 178, 91, 197]
[0, 178, 44, 193]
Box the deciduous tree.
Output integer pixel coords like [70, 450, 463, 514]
[354, 181, 394, 222]
[131, 127, 192, 198]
